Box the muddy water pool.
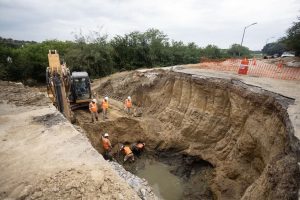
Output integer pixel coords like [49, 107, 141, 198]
[135, 159, 183, 200]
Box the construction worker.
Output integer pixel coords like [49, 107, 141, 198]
[131, 142, 145, 157]
[101, 96, 109, 120]
[101, 133, 112, 160]
[124, 96, 132, 115]
[120, 144, 134, 163]
[89, 99, 98, 123]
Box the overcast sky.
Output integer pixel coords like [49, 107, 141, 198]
[0, 0, 299, 50]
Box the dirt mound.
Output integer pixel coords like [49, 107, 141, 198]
[0, 81, 50, 106]
[19, 168, 106, 200]
[88, 69, 300, 200]
[262, 57, 300, 68]
[21, 168, 139, 200]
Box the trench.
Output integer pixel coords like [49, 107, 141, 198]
[75, 109, 215, 200]
[74, 70, 300, 200]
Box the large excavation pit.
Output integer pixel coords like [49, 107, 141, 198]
[75, 70, 300, 200]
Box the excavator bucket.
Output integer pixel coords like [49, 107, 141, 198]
[48, 50, 62, 75]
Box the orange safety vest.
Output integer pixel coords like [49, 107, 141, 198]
[102, 100, 109, 109]
[102, 138, 110, 150]
[123, 146, 132, 155]
[125, 99, 132, 108]
[89, 102, 97, 113]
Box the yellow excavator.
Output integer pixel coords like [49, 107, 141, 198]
[46, 50, 92, 122]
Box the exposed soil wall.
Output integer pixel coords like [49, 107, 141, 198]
[84, 70, 300, 200]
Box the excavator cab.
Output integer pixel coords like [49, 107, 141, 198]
[70, 72, 92, 102]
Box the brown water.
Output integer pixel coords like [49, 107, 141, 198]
[136, 159, 183, 200]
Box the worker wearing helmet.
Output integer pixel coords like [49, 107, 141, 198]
[124, 96, 132, 115]
[89, 99, 98, 123]
[101, 133, 112, 160]
[101, 97, 109, 120]
[120, 144, 134, 163]
[131, 142, 145, 157]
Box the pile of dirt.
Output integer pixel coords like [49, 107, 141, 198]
[0, 81, 50, 106]
[263, 57, 300, 67]
[83, 69, 300, 200]
[17, 168, 106, 199]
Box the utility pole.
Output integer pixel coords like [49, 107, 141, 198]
[241, 22, 257, 47]
[239, 22, 257, 57]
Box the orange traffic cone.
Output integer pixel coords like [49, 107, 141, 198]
[253, 58, 256, 66]
[238, 58, 249, 75]
[278, 60, 283, 68]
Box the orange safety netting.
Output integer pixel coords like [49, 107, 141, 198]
[193, 59, 300, 80]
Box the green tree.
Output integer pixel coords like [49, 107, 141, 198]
[227, 44, 251, 57]
[283, 16, 300, 56]
[261, 42, 286, 56]
[0, 28, 228, 84]
[201, 45, 222, 59]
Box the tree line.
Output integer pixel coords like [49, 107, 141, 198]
[262, 16, 300, 56]
[0, 28, 252, 84]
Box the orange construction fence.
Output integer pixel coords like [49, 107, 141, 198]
[200, 59, 300, 80]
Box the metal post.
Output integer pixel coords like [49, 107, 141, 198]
[240, 27, 247, 46]
[239, 22, 257, 57]
[240, 22, 257, 47]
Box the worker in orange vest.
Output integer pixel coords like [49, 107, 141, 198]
[101, 96, 109, 120]
[101, 133, 112, 160]
[89, 99, 98, 123]
[124, 96, 132, 115]
[120, 144, 134, 163]
[131, 142, 145, 157]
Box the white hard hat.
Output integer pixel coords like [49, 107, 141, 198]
[128, 96, 131, 99]
[105, 96, 108, 100]
[104, 133, 109, 137]
[92, 99, 97, 103]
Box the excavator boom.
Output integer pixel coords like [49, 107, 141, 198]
[46, 50, 92, 122]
